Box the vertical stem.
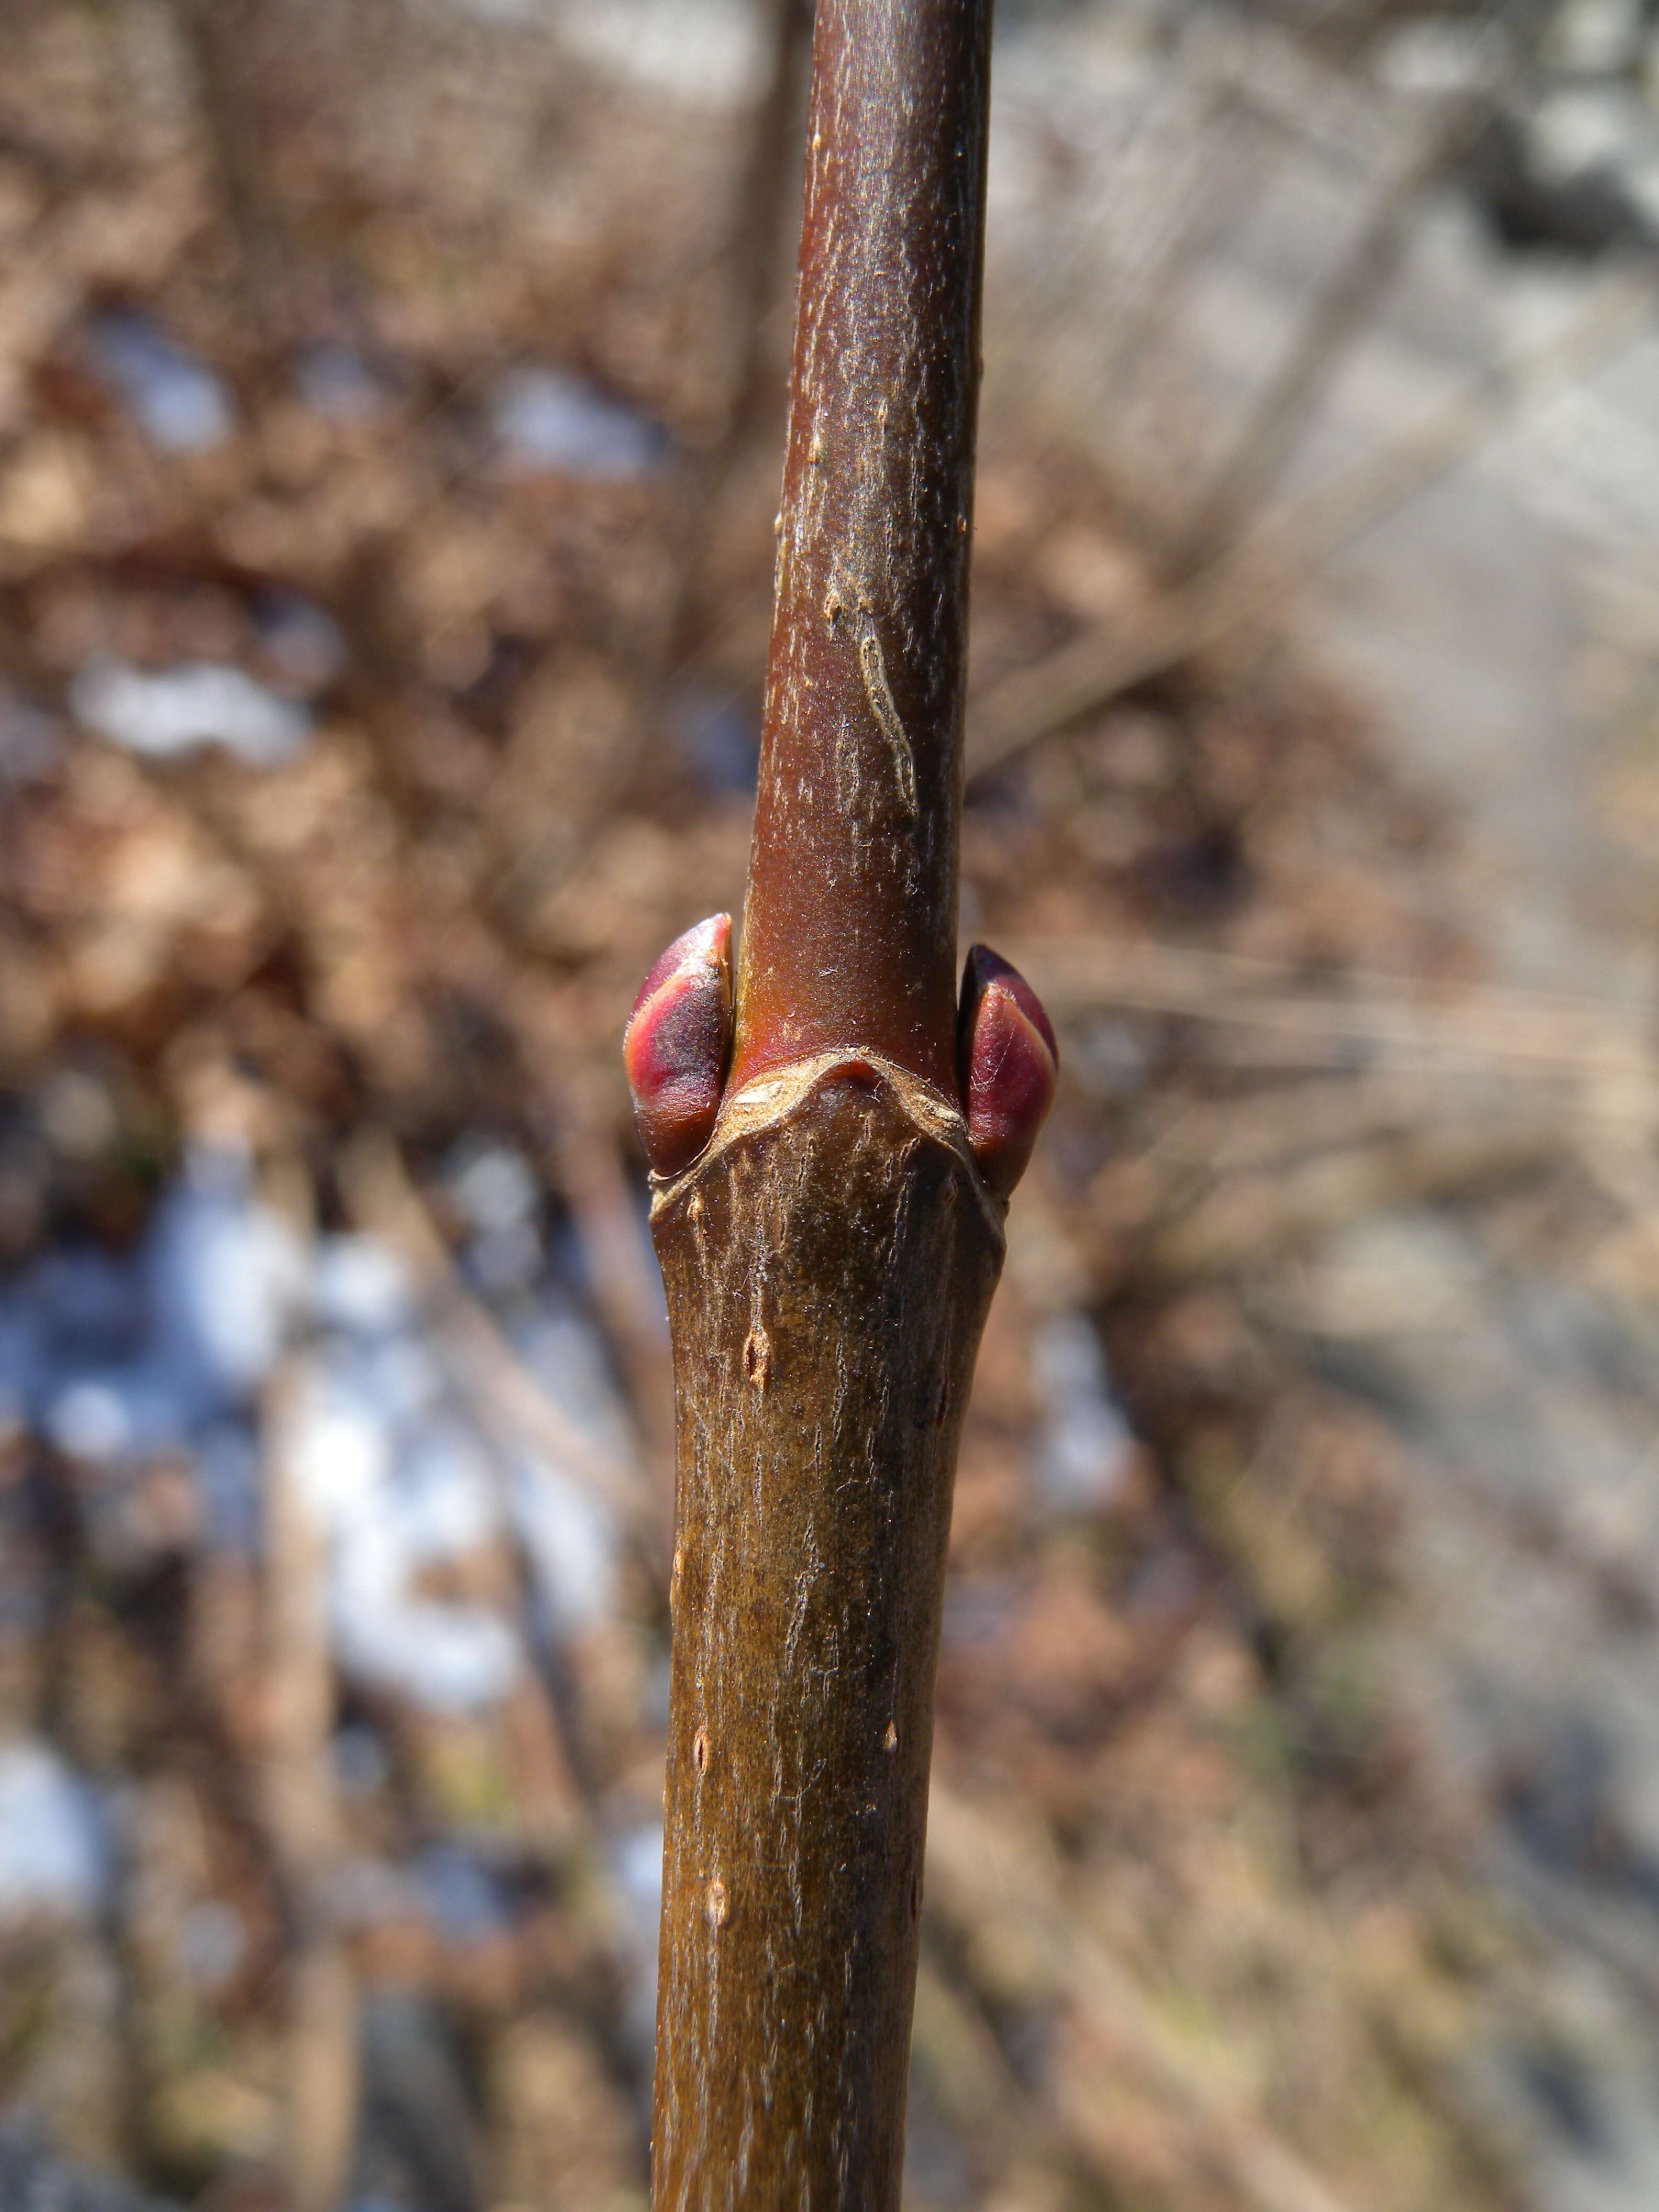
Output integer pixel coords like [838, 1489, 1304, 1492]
[173, 0, 297, 353]
[647, 4, 997, 2205]
[692, 0, 817, 500]
[733, 0, 994, 1097]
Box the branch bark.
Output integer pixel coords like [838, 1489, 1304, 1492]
[632, 5, 1046, 2203]
[731, 1, 992, 1096]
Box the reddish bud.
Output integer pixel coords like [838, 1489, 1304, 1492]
[624, 915, 734, 1175]
[958, 945, 1058, 1197]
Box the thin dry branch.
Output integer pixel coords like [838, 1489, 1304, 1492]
[969, 269, 1658, 780]
[335, 1128, 650, 1536]
[262, 1365, 359, 2212]
[1172, 24, 1523, 567]
[1008, 936, 1659, 1086]
[1143, 1118, 1567, 1279]
[926, 1784, 1364, 2212]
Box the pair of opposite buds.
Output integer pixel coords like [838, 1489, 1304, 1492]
[624, 916, 1058, 1196]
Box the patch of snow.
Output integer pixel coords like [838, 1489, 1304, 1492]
[45, 1369, 183, 1463]
[489, 367, 668, 482]
[607, 1818, 663, 2051]
[287, 1365, 519, 1713]
[349, 1334, 447, 1426]
[1031, 1311, 1138, 1513]
[145, 1152, 309, 1404]
[446, 1139, 539, 1235]
[333, 1544, 522, 1712]
[313, 1236, 417, 1338]
[510, 1450, 616, 1635]
[1531, 87, 1654, 185]
[0, 1741, 110, 1918]
[389, 1422, 501, 1563]
[549, 0, 764, 102]
[607, 1818, 663, 2015]
[70, 659, 312, 769]
[468, 1221, 544, 1297]
[448, 1141, 545, 1293]
[511, 1290, 634, 1459]
[1, 1153, 633, 1716]
[286, 1366, 398, 1531]
[86, 307, 235, 452]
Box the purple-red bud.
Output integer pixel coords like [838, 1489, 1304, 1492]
[624, 915, 733, 1175]
[958, 945, 1058, 1197]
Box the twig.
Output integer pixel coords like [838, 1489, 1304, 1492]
[925, 1784, 1365, 2212]
[1171, 10, 1524, 569]
[335, 1132, 629, 1844]
[262, 1364, 359, 2212]
[171, 0, 300, 355]
[968, 268, 1658, 780]
[1006, 936, 1659, 1083]
[1035, 27, 1257, 412]
[1143, 1118, 1566, 1279]
[643, 5, 1014, 2199]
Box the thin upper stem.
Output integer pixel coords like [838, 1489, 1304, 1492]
[729, 0, 994, 1103]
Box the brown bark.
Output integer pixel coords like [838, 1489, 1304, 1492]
[647, 4, 998, 2204]
[730, 0, 993, 1099]
[650, 1061, 1002, 2205]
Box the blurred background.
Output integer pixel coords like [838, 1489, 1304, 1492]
[3, 0, 1659, 2207]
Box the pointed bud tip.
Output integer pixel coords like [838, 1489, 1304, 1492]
[624, 914, 733, 1176]
[629, 912, 731, 1025]
[961, 944, 1058, 1067]
[959, 945, 1058, 1197]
